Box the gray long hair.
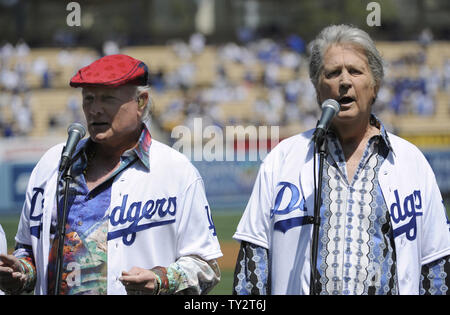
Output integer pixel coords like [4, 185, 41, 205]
[308, 24, 384, 91]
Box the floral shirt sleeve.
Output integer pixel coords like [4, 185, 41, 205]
[151, 255, 220, 295]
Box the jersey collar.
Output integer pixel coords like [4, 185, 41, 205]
[71, 123, 152, 171]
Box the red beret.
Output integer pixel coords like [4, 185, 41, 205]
[70, 54, 149, 88]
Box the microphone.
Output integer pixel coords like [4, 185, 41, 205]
[59, 123, 86, 173]
[313, 99, 341, 142]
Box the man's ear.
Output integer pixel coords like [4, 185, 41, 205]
[138, 92, 149, 108]
[372, 83, 380, 105]
[316, 89, 322, 106]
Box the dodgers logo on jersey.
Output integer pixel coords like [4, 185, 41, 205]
[108, 194, 177, 246]
[389, 189, 423, 241]
[271, 182, 309, 233]
[29, 187, 44, 239]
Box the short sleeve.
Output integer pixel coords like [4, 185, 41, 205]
[0, 224, 6, 255]
[176, 178, 223, 261]
[233, 162, 273, 249]
[420, 159, 450, 265]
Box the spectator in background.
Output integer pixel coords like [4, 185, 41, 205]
[10, 91, 33, 136]
[32, 57, 51, 89]
[444, 59, 450, 91]
[67, 93, 83, 124]
[189, 32, 206, 55]
[286, 34, 306, 54]
[0, 41, 14, 65]
[149, 68, 166, 92]
[103, 40, 120, 56]
[15, 39, 30, 59]
[418, 28, 433, 50]
[0, 65, 19, 91]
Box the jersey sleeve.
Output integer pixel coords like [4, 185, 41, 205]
[233, 161, 273, 249]
[420, 158, 450, 265]
[14, 160, 40, 248]
[0, 225, 6, 255]
[176, 177, 222, 261]
[15, 143, 63, 248]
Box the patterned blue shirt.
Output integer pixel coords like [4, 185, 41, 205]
[317, 119, 397, 294]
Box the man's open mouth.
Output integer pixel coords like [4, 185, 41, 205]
[91, 122, 109, 127]
[338, 96, 355, 105]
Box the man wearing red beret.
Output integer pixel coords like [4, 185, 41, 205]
[0, 54, 223, 295]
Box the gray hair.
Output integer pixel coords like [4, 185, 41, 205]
[308, 24, 384, 90]
[136, 85, 153, 125]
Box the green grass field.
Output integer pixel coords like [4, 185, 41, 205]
[1, 213, 22, 254]
[209, 211, 242, 295]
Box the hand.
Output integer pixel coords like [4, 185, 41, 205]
[119, 267, 160, 295]
[0, 254, 27, 294]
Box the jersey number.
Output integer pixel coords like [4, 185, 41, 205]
[205, 206, 217, 237]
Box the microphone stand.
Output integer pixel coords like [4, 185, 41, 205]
[309, 132, 327, 295]
[54, 162, 74, 295]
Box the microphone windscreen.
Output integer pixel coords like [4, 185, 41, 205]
[67, 123, 86, 138]
[321, 99, 340, 113]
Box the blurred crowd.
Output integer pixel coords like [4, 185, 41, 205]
[0, 39, 97, 137]
[149, 31, 450, 138]
[0, 39, 32, 136]
[0, 30, 449, 139]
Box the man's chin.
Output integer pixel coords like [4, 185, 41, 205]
[333, 111, 361, 124]
[90, 133, 110, 144]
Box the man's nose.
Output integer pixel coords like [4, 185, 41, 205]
[87, 98, 104, 115]
[339, 70, 352, 92]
